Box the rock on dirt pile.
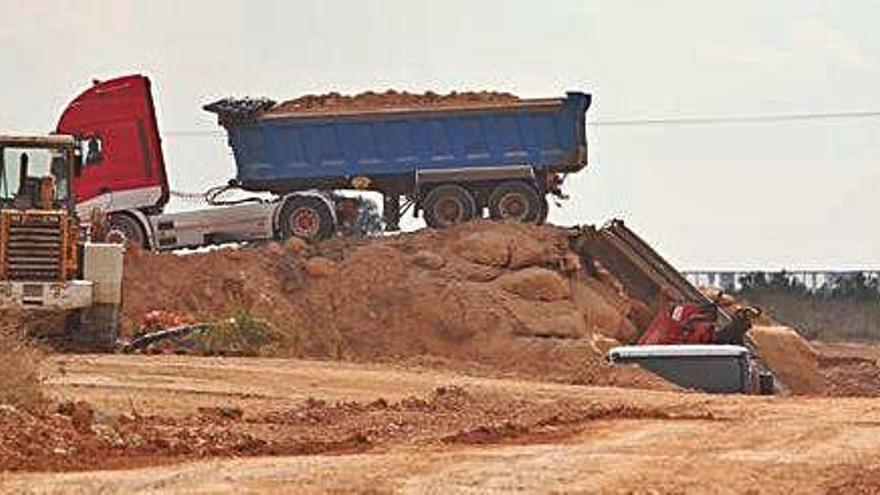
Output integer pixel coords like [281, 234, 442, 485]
[122, 221, 669, 389]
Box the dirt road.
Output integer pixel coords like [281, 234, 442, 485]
[0, 354, 877, 493]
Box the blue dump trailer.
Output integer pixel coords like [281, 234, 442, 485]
[205, 91, 591, 241]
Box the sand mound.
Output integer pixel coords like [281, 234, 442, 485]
[749, 325, 827, 395]
[121, 220, 880, 396]
[702, 288, 833, 395]
[122, 222, 665, 388]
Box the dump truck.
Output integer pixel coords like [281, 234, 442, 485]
[0, 134, 122, 350]
[56, 75, 591, 248]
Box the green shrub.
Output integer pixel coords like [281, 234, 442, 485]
[194, 309, 272, 356]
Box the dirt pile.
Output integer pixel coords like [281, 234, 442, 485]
[748, 325, 828, 395]
[122, 245, 306, 336]
[821, 360, 880, 397]
[825, 466, 880, 494]
[268, 90, 519, 116]
[711, 288, 880, 397]
[813, 343, 880, 397]
[123, 221, 665, 388]
[705, 288, 834, 396]
[121, 222, 880, 397]
[0, 399, 274, 472]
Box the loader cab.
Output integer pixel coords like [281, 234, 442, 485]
[0, 135, 78, 212]
[0, 135, 81, 283]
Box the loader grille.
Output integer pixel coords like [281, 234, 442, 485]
[3, 213, 64, 281]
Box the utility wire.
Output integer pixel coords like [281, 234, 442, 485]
[588, 110, 880, 126]
[162, 109, 880, 137]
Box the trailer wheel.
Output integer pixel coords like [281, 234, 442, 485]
[423, 184, 477, 228]
[488, 181, 543, 223]
[107, 213, 146, 248]
[279, 196, 335, 242]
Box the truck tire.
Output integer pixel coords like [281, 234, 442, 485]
[422, 184, 477, 228]
[107, 213, 146, 248]
[279, 196, 336, 242]
[488, 181, 543, 223]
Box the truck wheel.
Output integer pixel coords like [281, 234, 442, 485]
[107, 213, 146, 248]
[279, 196, 335, 242]
[422, 184, 476, 228]
[488, 181, 543, 223]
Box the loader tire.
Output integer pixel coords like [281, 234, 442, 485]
[65, 305, 120, 353]
[279, 196, 336, 243]
[422, 184, 477, 228]
[488, 181, 543, 223]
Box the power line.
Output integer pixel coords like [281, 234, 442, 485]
[590, 110, 880, 126]
[162, 109, 880, 137]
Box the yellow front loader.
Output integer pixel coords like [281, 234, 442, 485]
[0, 135, 122, 351]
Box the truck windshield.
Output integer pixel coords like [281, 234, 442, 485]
[0, 147, 71, 202]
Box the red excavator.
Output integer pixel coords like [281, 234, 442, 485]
[637, 297, 760, 346]
[570, 220, 772, 394]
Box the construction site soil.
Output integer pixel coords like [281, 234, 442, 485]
[7, 222, 880, 492]
[0, 382, 705, 474]
[2, 353, 880, 493]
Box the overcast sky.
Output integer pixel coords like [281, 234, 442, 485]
[1, 0, 878, 270]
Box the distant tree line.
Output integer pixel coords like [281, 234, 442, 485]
[735, 271, 880, 341]
[737, 271, 880, 302]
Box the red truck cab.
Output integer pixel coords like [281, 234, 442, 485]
[55, 75, 285, 249]
[57, 75, 169, 216]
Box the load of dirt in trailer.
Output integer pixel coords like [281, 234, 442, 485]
[121, 221, 668, 389]
[266, 89, 520, 116]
